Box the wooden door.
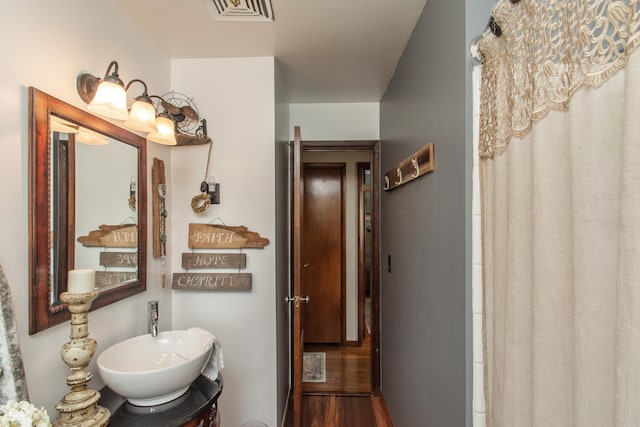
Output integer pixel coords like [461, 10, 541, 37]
[290, 126, 304, 427]
[302, 164, 344, 344]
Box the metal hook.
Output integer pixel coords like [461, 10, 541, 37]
[411, 158, 419, 178]
[488, 15, 502, 37]
[395, 168, 403, 185]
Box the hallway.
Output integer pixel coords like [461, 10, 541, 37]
[303, 329, 373, 395]
[298, 395, 393, 427]
[289, 327, 394, 426]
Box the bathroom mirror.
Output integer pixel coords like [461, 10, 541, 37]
[28, 87, 147, 334]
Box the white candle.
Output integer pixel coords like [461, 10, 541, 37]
[68, 269, 95, 294]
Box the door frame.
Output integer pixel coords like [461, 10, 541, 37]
[357, 161, 370, 345]
[301, 140, 381, 394]
[290, 127, 304, 427]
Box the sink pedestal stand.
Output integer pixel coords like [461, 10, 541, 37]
[54, 291, 110, 427]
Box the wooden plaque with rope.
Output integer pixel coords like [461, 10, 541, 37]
[188, 223, 269, 249]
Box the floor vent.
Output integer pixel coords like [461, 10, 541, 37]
[204, 0, 274, 21]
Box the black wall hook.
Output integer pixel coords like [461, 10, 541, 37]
[488, 16, 502, 37]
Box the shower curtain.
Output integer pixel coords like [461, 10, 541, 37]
[477, 1, 639, 426]
[0, 264, 29, 403]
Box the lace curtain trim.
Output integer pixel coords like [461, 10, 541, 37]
[478, 0, 640, 159]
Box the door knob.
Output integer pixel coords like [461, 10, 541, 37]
[303, 262, 309, 268]
[285, 296, 311, 307]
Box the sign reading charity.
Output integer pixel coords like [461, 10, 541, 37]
[173, 224, 269, 291]
[172, 273, 251, 291]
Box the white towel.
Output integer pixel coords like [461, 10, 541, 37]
[201, 335, 224, 381]
[177, 327, 223, 380]
[178, 327, 215, 360]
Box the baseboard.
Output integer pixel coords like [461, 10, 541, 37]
[373, 393, 394, 426]
[281, 388, 292, 427]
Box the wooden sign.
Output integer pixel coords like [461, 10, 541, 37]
[384, 142, 435, 191]
[152, 157, 167, 259]
[188, 224, 269, 249]
[96, 271, 137, 287]
[77, 224, 138, 248]
[176, 134, 212, 146]
[172, 273, 252, 291]
[182, 253, 246, 269]
[100, 251, 138, 267]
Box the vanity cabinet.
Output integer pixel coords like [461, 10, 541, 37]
[99, 374, 222, 427]
[180, 401, 219, 427]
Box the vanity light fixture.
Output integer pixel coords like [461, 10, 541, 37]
[76, 128, 109, 145]
[78, 63, 161, 136]
[77, 60, 129, 121]
[123, 79, 157, 133]
[147, 112, 177, 145]
[77, 60, 209, 147]
[50, 116, 79, 134]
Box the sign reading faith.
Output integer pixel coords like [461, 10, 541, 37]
[182, 253, 246, 269]
[77, 224, 138, 248]
[188, 224, 269, 249]
[172, 273, 252, 291]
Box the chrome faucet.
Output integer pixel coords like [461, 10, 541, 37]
[148, 301, 159, 337]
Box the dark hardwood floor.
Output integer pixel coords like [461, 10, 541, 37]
[287, 328, 393, 426]
[285, 394, 393, 427]
[303, 330, 372, 394]
[300, 395, 393, 427]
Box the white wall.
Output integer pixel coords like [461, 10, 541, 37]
[0, 0, 172, 418]
[1, 4, 378, 426]
[170, 57, 277, 427]
[290, 103, 380, 141]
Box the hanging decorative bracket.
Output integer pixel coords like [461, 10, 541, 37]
[383, 142, 435, 191]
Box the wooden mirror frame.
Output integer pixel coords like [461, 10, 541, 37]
[28, 87, 147, 334]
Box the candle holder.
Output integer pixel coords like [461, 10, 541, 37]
[54, 291, 110, 427]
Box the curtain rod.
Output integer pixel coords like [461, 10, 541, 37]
[469, 0, 521, 63]
[485, 0, 522, 36]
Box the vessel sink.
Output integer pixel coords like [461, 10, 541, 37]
[97, 330, 212, 406]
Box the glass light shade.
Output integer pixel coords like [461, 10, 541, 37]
[50, 116, 79, 134]
[76, 129, 109, 145]
[147, 115, 177, 145]
[124, 99, 157, 133]
[87, 80, 128, 120]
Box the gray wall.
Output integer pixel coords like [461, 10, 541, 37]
[379, 0, 492, 425]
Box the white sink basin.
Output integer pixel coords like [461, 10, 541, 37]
[97, 330, 212, 406]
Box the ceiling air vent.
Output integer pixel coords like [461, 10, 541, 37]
[204, 0, 274, 21]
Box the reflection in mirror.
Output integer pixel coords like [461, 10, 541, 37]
[29, 87, 147, 334]
[49, 118, 75, 306]
[73, 129, 138, 291]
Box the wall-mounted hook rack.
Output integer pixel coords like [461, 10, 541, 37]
[383, 142, 435, 191]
